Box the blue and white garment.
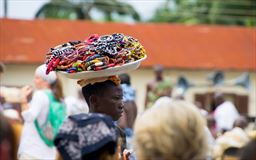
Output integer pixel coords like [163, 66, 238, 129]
[121, 84, 136, 102]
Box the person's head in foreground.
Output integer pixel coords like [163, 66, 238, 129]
[134, 97, 208, 160]
[81, 77, 124, 121]
[54, 113, 118, 160]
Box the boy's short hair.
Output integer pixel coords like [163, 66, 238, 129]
[81, 80, 117, 105]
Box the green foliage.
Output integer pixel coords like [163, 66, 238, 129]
[35, 2, 85, 20]
[150, 0, 256, 26]
[35, 0, 140, 22]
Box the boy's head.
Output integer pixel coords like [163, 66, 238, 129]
[82, 80, 124, 121]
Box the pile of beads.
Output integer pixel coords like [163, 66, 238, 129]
[45, 33, 146, 74]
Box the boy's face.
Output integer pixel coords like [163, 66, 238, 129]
[94, 85, 124, 121]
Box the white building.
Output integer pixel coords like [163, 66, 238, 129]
[1, 19, 255, 116]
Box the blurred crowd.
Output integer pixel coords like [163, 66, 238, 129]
[0, 62, 255, 160]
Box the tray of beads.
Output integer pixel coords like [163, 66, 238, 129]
[45, 33, 147, 80]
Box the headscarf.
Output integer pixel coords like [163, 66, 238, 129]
[35, 64, 57, 84]
[54, 113, 117, 160]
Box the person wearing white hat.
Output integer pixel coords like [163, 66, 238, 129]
[18, 64, 66, 160]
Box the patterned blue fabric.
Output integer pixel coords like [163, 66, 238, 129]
[121, 84, 136, 102]
[54, 113, 117, 160]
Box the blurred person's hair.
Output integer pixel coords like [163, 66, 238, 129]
[50, 78, 64, 102]
[119, 73, 131, 85]
[134, 98, 208, 160]
[81, 80, 116, 106]
[233, 116, 248, 129]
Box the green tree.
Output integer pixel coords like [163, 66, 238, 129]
[208, 0, 256, 26]
[35, 0, 140, 22]
[150, 0, 256, 26]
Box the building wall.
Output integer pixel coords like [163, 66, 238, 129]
[1, 64, 256, 116]
[129, 68, 256, 116]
